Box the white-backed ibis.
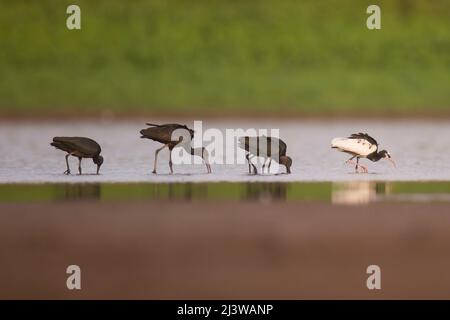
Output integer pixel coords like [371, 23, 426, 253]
[238, 135, 292, 174]
[50, 137, 103, 175]
[140, 123, 212, 174]
[331, 132, 396, 173]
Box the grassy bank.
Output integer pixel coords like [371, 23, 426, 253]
[0, 0, 449, 117]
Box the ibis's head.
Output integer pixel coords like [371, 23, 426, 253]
[280, 155, 292, 174]
[93, 155, 104, 174]
[379, 150, 396, 168]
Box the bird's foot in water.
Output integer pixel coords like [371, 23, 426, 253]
[152, 170, 157, 174]
[356, 165, 368, 174]
[64, 170, 71, 175]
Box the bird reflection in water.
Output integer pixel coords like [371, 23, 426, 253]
[149, 182, 288, 202]
[245, 183, 287, 202]
[331, 182, 390, 205]
[56, 183, 101, 201]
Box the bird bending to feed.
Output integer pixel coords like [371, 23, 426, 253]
[140, 123, 211, 174]
[238, 135, 292, 174]
[50, 137, 103, 175]
[331, 132, 396, 173]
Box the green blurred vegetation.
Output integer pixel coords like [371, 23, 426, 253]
[0, 0, 449, 117]
[390, 181, 450, 194]
[0, 182, 332, 202]
[1, 181, 450, 203]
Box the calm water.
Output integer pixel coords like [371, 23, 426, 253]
[1, 182, 450, 204]
[1, 119, 450, 183]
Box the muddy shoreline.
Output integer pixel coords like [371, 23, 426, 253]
[1, 200, 450, 299]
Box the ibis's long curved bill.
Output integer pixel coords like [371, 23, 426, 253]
[388, 158, 397, 168]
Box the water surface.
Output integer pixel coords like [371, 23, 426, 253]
[1, 119, 450, 183]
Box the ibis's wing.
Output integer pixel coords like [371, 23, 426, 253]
[155, 124, 194, 137]
[266, 136, 283, 157]
[140, 126, 175, 143]
[52, 137, 101, 156]
[348, 133, 378, 146]
[275, 138, 287, 156]
[331, 137, 377, 156]
[141, 124, 193, 144]
[238, 136, 263, 155]
[146, 123, 190, 130]
[238, 136, 252, 151]
[239, 136, 283, 157]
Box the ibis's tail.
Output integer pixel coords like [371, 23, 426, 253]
[331, 137, 346, 149]
[51, 137, 69, 148]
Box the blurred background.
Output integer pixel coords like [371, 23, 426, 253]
[0, 0, 449, 118]
[2, 1, 450, 300]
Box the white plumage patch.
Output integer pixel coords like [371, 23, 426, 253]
[331, 137, 377, 156]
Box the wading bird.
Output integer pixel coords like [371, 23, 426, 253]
[50, 137, 103, 175]
[238, 135, 292, 174]
[331, 133, 396, 173]
[140, 123, 211, 174]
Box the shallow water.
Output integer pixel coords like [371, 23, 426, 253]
[1, 119, 450, 183]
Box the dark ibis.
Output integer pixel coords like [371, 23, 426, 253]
[238, 135, 292, 174]
[331, 132, 396, 173]
[140, 123, 211, 174]
[50, 137, 103, 175]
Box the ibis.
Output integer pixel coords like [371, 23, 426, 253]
[238, 135, 292, 174]
[331, 133, 396, 173]
[140, 123, 211, 174]
[50, 137, 103, 175]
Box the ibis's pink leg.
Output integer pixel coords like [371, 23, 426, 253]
[64, 153, 74, 175]
[345, 158, 368, 173]
[359, 165, 368, 173]
[355, 158, 368, 173]
[201, 148, 212, 174]
[345, 159, 357, 166]
[153, 144, 168, 174]
[64, 154, 71, 175]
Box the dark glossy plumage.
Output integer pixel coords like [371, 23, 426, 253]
[140, 123, 211, 174]
[140, 123, 194, 147]
[239, 136, 292, 174]
[348, 133, 378, 147]
[50, 137, 103, 175]
[240, 136, 287, 157]
[51, 137, 101, 157]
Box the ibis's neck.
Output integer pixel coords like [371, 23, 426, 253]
[180, 143, 205, 158]
[190, 147, 204, 156]
[367, 152, 383, 162]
